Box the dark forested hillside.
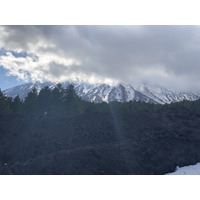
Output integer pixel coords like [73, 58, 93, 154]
[1, 84, 200, 174]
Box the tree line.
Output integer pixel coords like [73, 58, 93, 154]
[0, 84, 84, 115]
[1, 83, 200, 117]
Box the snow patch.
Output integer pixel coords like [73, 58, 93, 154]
[166, 163, 200, 175]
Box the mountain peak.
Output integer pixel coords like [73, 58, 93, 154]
[3, 81, 200, 104]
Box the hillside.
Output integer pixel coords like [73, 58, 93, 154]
[1, 84, 200, 174]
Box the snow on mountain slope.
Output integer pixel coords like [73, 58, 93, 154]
[134, 82, 200, 104]
[166, 163, 200, 175]
[3, 81, 200, 104]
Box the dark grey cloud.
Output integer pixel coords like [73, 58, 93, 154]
[1, 25, 200, 91]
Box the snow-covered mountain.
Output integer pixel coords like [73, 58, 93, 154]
[3, 81, 200, 104]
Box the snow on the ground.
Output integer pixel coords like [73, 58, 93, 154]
[166, 163, 200, 175]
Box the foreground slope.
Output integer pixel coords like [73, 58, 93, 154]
[1, 94, 200, 174]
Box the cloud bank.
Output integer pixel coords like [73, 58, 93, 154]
[0, 25, 200, 91]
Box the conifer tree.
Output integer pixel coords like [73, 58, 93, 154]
[52, 83, 64, 104]
[24, 87, 38, 112]
[62, 84, 80, 114]
[12, 95, 22, 112]
[37, 86, 52, 114]
[0, 89, 12, 114]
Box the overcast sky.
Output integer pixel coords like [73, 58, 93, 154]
[0, 25, 200, 91]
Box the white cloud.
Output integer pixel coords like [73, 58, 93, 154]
[0, 51, 80, 81]
[1, 25, 200, 91]
[0, 50, 115, 85]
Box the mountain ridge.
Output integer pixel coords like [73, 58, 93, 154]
[3, 81, 200, 104]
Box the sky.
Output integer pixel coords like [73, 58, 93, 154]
[1, 25, 200, 91]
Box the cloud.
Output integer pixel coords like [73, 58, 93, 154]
[1, 25, 200, 91]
